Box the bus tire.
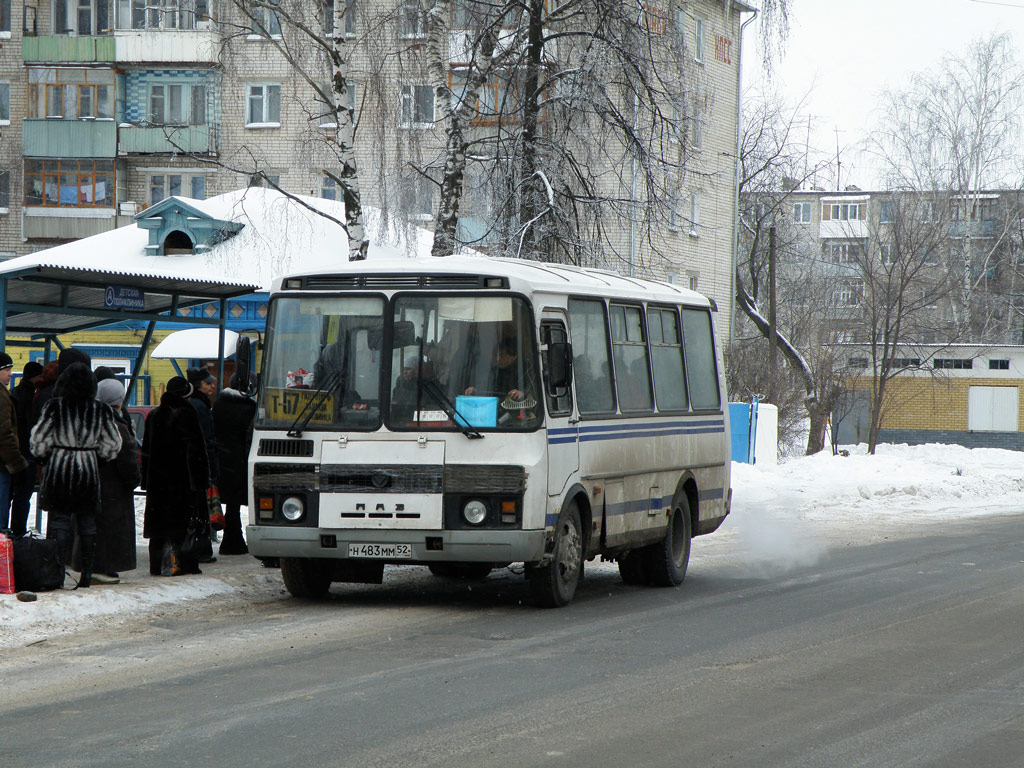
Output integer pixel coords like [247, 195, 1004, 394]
[528, 501, 583, 608]
[617, 552, 649, 585]
[280, 557, 332, 599]
[428, 563, 493, 580]
[646, 494, 692, 587]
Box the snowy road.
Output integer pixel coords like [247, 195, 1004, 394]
[1, 511, 1022, 767]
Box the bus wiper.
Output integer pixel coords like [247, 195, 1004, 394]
[287, 368, 343, 438]
[419, 378, 483, 439]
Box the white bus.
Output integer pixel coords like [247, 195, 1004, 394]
[247, 256, 731, 607]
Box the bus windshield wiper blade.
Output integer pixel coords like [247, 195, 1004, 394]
[287, 368, 343, 438]
[419, 378, 483, 439]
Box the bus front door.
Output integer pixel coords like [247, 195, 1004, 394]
[542, 317, 579, 497]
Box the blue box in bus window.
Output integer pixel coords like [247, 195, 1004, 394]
[454, 396, 498, 428]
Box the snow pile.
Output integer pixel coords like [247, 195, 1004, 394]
[2, 442, 1024, 646]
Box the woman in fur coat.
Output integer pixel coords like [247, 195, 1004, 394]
[141, 376, 210, 576]
[29, 362, 122, 588]
[71, 378, 141, 582]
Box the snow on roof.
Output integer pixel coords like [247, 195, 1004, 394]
[0, 188, 436, 292]
[150, 328, 240, 359]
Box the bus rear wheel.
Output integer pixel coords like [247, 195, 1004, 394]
[281, 557, 332, 598]
[645, 494, 692, 587]
[528, 501, 583, 607]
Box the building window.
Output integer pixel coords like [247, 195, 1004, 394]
[921, 200, 938, 222]
[399, 84, 434, 128]
[880, 244, 894, 266]
[689, 193, 700, 236]
[674, 9, 685, 50]
[0, 171, 9, 210]
[117, 0, 205, 30]
[449, 69, 529, 125]
[694, 17, 705, 62]
[793, 201, 811, 223]
[825, 240, 863, 264]
[933, 358, 973, 370]
[148, 172, 207, 206]
[246, 83, 281, 126]
[24, 158, 114, 208]
[321, 175, 339, 200]
[148, 83, 206, 126]
[399, 0, 425, 36]
[880, 200, 894, 223]
[989, 359, 1010, 370]
[836, 278, 863, 307]
[400, 172, 434, 219]
[250, 0, 282, 37]
[28, 68, 114, 120]
[822, 201, 862, 221]
[56, 0, 111, 35]
[0, 0, 9, 35]
[321, 0, 355, 36]
[315, 81, 356, 128]
[0, 82, 8, 124]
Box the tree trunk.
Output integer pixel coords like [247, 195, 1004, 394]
[330, 1, 367, 261]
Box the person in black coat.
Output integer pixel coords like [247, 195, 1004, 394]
[8, 360, 41, 535]
[29, 362, 122, 587]
[142, 376, 210, 576]
[71, 378, 141, 583]
[212, 375, 255, 555]
[30, 347, 91, 429]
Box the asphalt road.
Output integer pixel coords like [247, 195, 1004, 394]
[2, 514, 1023, 768]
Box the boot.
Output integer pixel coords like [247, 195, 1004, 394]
[50, 527, 73, 572]
[219, 507, 249, 555]
[78, 534, 96, 588]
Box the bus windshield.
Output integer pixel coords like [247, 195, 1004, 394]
[257, 293, 541, 432]
[389, 295, 541, 431]
[258, 295, 385, 430]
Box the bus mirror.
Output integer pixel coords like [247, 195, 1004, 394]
[235, 336, 252, 393]
[548, 342, 573, 388]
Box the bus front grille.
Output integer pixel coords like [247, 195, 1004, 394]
[258, 438, 314, 457]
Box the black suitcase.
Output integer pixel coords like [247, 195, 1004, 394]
[13, 534, 63, 592]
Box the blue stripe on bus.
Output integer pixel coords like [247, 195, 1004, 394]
[544, 487, 725, 525]
[547, 420, 725, 445]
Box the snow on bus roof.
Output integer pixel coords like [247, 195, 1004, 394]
[276, 253, 713, 306]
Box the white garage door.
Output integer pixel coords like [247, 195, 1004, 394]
[967, 386, 1018, 432]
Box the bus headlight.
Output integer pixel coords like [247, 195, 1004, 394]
[281, 496, 305, 522]
[462, 500, 487, 526]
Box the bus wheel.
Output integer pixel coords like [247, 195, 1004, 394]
[428, 563, 493, 580]
[617, 552, 649, 585]
[646, 494, 692, 587]
[528, 501, 583, 607]
[281, 557, 332, 599]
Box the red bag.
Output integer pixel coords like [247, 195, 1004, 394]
[0, 533, 14, 595]
[207, 486, 225, 531]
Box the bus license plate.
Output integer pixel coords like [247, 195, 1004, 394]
[348, 543, 413, 559]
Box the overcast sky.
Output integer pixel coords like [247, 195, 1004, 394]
[742, 0, 1024, 190]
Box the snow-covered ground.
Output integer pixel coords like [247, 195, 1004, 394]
[2, 442, 1023, 648]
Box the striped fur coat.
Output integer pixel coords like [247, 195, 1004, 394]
[29, 363, 122, 513]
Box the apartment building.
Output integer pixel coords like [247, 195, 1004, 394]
[0, 0, 751, 337]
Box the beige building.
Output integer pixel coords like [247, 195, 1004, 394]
[0, 0, 752, 338]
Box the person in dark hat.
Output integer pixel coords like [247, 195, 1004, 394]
[30, 347, 92, 429]
[141, 376, 210, 576]
[8, 360, 42, 535]
[212, 373, 256, 555]
[186, 366, 220, 560]
[0, 352, 29, 532]
[30, 362, 122, 587]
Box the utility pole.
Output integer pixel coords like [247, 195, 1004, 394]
[768, 224, 777, 377]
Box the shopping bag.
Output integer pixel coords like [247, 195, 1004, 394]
[0, 533, 14, 594]
[207, 486, 225, 531]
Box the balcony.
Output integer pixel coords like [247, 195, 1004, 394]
[22, 119, 118, 158]
[119, 125, 218, 155]
[950, 219, 999, 239]
[22, 207, 118, 241]
[115, 29, 220, 64]
[23, 35, 116, 63]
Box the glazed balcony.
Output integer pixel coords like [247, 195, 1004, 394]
[22, 119, 118, 158]
[23, 35, 116, 63]
[118, 125, 218, 155]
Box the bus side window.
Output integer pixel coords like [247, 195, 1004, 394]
[649, 306, 688, 411]
[681, 308, 721, 410]
[541, 322, 573, 417]
[567, 298, 615, 414]
[610, 303, 653, 413]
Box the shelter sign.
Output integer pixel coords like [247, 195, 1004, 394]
[104, 285, 145, 311]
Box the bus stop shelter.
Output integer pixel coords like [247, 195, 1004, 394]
[0, 259, 260, 404]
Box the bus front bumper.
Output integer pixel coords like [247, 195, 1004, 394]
[246, 525, 548, 564]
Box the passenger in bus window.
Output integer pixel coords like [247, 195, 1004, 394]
[464, 341, 535, 404]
